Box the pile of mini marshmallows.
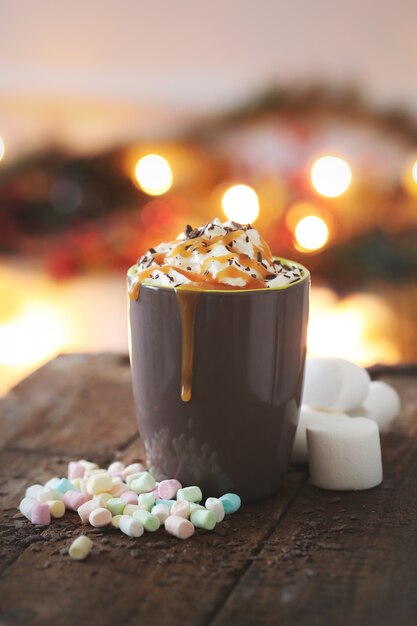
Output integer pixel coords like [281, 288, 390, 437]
[18, 461, 241, 560]
[292, 357, 400, 491]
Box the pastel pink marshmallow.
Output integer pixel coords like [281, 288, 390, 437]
[120, 490, 138, 505]
[68, 461, 85, 480]
[31, 501, 51, 526]
[165, 515, 194, 540]
[158, 479, 182, 500]
[89, 507, 112, 528]
[63, 490, 89, 511]
[78, 497, 102, 524]
[171, 500, 190, 519]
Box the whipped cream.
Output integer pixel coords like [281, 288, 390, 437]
[129, 218, 304, 292]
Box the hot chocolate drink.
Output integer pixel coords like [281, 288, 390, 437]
[128, 219, 309, 501]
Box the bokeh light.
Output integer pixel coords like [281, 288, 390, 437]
[221, 184, 259, 223]
[311, 155, 352, 198]
[134, 154, 173, 195]
[412, 160, 417, 185]
[295, 215, 329, 251]
[0, 304, 68, 367]
[0, 136, 5, 161]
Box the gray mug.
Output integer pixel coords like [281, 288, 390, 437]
[128, 259, 309, 502]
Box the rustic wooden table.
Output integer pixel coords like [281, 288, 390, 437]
[0, 355, 416, 626]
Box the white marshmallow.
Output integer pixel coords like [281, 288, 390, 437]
[303, 358, 370, 411]
[307, 417, 383, 490]
[205, 497, 225, 523]
[25, 484, 44, 499]
[119, 515, 144, 538]
[291, 406, 350, 464]
[350, 381, 400, 430]
[19, 496, 35, 520]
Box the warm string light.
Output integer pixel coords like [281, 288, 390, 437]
[311, 155, 352, 198]
[0, 304, 68, 367]
[134, 154, 173, 196]
[0, 136, 5, 162]
[412, 160, 417, 185]
[221, 184, 259, 223]
[294, 215, 329, 251]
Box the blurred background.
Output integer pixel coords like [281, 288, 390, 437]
[1, 0, 417, 395]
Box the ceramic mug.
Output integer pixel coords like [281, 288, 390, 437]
[128, 259, 309, 501]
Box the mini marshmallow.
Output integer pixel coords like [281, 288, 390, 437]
[165, 515, 195, 540]
[176, 486, 202, 503]
[189, 503, 205, 513]
[303, 358, 370, 411]
[95, 492, 112, 506]
[132, 510, 160, 532]
[77, 497, 103, 524]
[190, 509, 216, 530]
[155, 498, 175, 510]
[291, 406, 351, 464]
[110, 481, 129, 497]
[46, 500, 66, 518]
[89, 507, 112, 528]
[31, 501, 51, 525]
[130, 472, 156, 494]
[44, 477, 61, 490]
[120, 490, 138, 505]
[122, 463, 145, 479]
[86, 473, 112, 495]
[151, 503, 170, 523]
[69, 535, 93, 560]
[307, 417, 383, 491]
[138, 493, 156, 511]
[68, 461, 85, 480]
[71, 478, 83, 491]
[19, 496, 35, 521]
[106, 498, 125, 516]
[111, 515, 122, 529]
[62, 490, 89, 511]
[84, 468, 107, 479]
[25, 484, 45, 499]
[123, 504, 142, 516]
[55, 478, 79, 494]
[126, 472, 144, 486]
[36, 488, 63, 502]
[78, 460, 99, 472]
[205, 498, 225, 523]
[219, 493, 241, 514]
[119, 515, 144, 538]
[171, 500, 191, 519]
[107, 461, 125, 475]
[352, 381, 400, 430]
[79, 479, 90, 496]
[157, 479, 182, 500]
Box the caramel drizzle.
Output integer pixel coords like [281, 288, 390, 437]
[131, 229, 276, 293]
[176, 288, 199, 402]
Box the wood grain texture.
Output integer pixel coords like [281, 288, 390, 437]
[211, 376, 417, 626]
[0, 356, 416, 626]
[0, 354, 137, 456]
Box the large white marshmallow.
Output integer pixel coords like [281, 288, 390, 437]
[350, 381, 400, 430]
[291, 406, 350, 464]
[303, 358, 370, 411]
[307, 417, 383, 491]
